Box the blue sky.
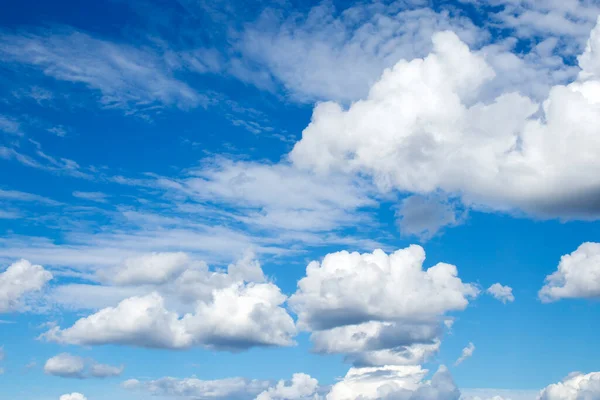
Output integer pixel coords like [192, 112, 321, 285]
[1, 1, 600, 399]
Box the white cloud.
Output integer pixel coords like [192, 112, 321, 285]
[98, 252, 192, 286]
[256, 373, 321, 400]
[539, 242, 600, 302]
[487, 284, 515, 304]
[0, 30, 202, 114]
[327, 365, 460, 400]
[43, 275, 296, 350]
[0, 114, 22, 135]
[44, 353, 123, 379]
[290, 18, 600, 220]
[123, 375, 270, 399]
[289, 245, 477, 367]
[0, 259, 52, 313]
[236, 3, 483, 103]
[44, 353, 85, 379]
[59, 394, 87, 400]
[454, 343, 475, 366]
[178, 158, 377, 233]
[538, 371, 600, 399]
[290, 245, 478, 330]
[88, 362, 124, 378]
[72, 191, 109, 203]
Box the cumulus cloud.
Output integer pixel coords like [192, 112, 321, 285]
[44, 353, 123, 379]
[43, 254, 296, 351]
[59, 394, 87, 400]
[327, 364, 459, 400]
[289, 245, 477, 366]
[538, 371, 600, 399]
[290, 17, 600, 221]
[256, 373, 320, 400]
[0, 259, 52, 313]
[539, 242, 600, 302]
[454, 342, 475, 366]
[122, 375, 270, 399]
[487, 284, 515, 304]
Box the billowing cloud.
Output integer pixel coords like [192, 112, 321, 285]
[44, 353, 123, 379]
[289, 245, 477, 366]
[256, 373, 320, 400]
[327, 365, 460, 400]
[539, 242, 600, 302]
[290, 245, 477, 330]
[290, 18, 600, 220]
[538, 371, 600, 399]
[487, 284, 515, 304]
[0, 259, 52, 313]
[43, 254, 296, 351]
[454, 342, 475, 366]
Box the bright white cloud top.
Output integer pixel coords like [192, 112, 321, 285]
[291, 17, 600, 220]
[0, 1, 599, 400]
[540, 242, 600, 302]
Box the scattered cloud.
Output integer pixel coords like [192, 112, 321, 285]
[455, 342, 475, 366]
[0, 30, 203, 115]
[44, 353, 123, 379]
[0, 259, 52, 313]
[59, 394, 87, 400]
[539, 242, 600, 302]
[487, 284, 515, 304]
[72, 191, 109, 203]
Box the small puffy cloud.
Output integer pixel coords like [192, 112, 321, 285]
[256, 373, 320, 400]
[538, 371, 600, 399]
[454, 342, 475, 366]
[487, 284, 515, 303]
[539, 242, 600, 302]
[44, 353, 123, 379]
[59, 394, 87, 400]
[123, 376, 269, 399]
[327, 365, 459, 400]
[0, 259, 52, 313]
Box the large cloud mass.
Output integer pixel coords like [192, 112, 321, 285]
[290, 17, 600, 220]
